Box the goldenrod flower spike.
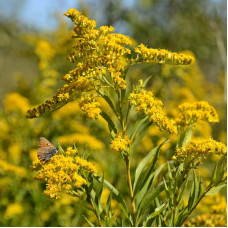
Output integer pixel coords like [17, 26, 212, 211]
[26, 78, 90, 118]
[111, 133, 132, 154]
[133, 43, 194, 65]
[79, 95, 102, 120]
[176, 101, 219, 126]
[32, 146, 97, 199]
[176, 138, 227, 164]
[129, 81, 177, 134]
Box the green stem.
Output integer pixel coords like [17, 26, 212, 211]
[117, 89, 125, 130]
[180, 185, 213, 226]
[125, 157, 137, 227]
[89, 195, 103, 227]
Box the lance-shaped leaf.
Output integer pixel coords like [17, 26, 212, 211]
[135, 163, 167, 209]
[83, 215, 95, 227]
[206, 184, 227, 196]
[130, 121, 152, 160]
[128, 115, 148, 139]
[93, 174, 130, 220]
[143, 203, 167, 227]
[133, 140, 167, 195]
[177, 124, 195, 148]
[133, 140, 168, 191]
[98, 89, 118, 117]
[100, 111, 117, 139]
[136, 183, 165, 225]
[188, 170, 199, 211]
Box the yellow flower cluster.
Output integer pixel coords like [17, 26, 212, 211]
[75, 157, 97, 173]
[4, 92, 30, 114]
[184, 197, 227, 227]
[26, 78, 90, 118]
[176, 138, 227, 162]
[175, 101, 219, 126]
[5, 202, 24, 219]
[27, 9, 134, 119]
[58, 133, 104, 150]
[32, 147, 97, 199]
[64, 8, 133, 90]
[79, 95, 102, 120]
[129, 89, 177, 134]
[133, 44, 194, 65]
[0, 160, 27, 177]
[111, 133, 132, 153]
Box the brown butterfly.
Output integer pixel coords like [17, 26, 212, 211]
[38, 137, 58, 161]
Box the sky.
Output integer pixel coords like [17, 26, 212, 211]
[0, 0, 136, 31]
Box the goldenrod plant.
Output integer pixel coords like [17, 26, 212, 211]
[25, 9, 227, 227]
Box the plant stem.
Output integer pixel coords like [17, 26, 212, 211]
[117, 89, 125, 130]
[125, 157, 137, 227]
[89, 195, 103, 227]
[180, 185, 213, 226]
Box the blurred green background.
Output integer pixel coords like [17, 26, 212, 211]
[0, 0, 226, 226]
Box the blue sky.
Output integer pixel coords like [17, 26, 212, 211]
[0, 0, 136, 30]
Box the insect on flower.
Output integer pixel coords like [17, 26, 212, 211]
[38, 137, 58, 161]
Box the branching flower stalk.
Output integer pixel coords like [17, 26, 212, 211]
[28, 8, 227, 227]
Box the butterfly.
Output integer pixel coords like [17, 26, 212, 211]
[38, 137, 58, 162]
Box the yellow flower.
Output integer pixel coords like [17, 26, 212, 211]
[176, 138, 227, 163]
[0, 160, 27, 177]
[111, 133, 132, 153]
[26, 79, 90, 118]
[58, 133, 104, 150]
[4, 92, 30, 114]
[75, 157, 97, 173]
[65, 146, 77, 156]
[5, 202, 23, 219]
[79, 95, 102, 120]
[133, 43, 194, 65]
[176, 101, 219, 126]
[129, 83, 177, 134]
[33, 152, 97, 199]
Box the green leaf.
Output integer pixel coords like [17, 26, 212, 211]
[136, 183, 165, 225]
[175, 208, 188, 227]
[93, 174, 130, 220]
[128, 115, 148, 139]
[177, 175, 189, 204]
[206, 184, 227, 196]
[135, 163, 167, 208]
[210, 161, 218, 185]
[188, 170, 199, 211]
[198, 176, 204, 198]
[133, 141, 167, 195]
[177, 124, 195, 148]
[95, 176, 104, 213]
[57, 142, 64, 155]
[98, 90, 118, 117]
[133, 140, 168, 191]
[130, 121, 152, 159]
[143, 203, 167, 227]
[100, 111, 117, 138]
[143, 75, 152, 87]
[106, 192, 112, 216]
[83, 215, 95, 227]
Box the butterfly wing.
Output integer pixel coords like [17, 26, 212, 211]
[38, 137, 58, 161]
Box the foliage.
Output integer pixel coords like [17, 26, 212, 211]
[0, 3, 226, 227]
